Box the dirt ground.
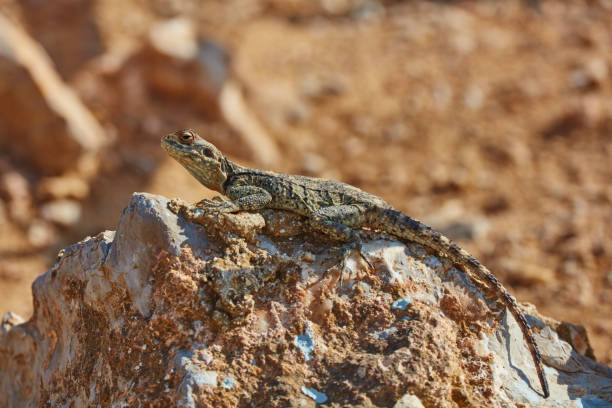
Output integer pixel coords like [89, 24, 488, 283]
[0, 0, 611, 366]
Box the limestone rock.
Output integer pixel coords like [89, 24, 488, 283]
[0, 164, 33, 225]
[18, 0, 104, 78]
[145, 17, 281, 166]
[36, 175, 90, 201]
[39, 199, 82, 227]
[143, 18, 228, 119]
[0, 13, 107, 176]
[1, 193, 611, 407]
[84, 18, 280, 166]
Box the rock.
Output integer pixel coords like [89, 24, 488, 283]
[143, 19, 227, 117]
[464, 83, 485, 110]
[540, 108, 586, 140]
[1, 311, 24, 335]
[219, 80, 281, 166]
[393, 393, 425, 408]
[0, 199, 7, 224]
[0, 169, 30, 204]
[36, 175, 90, 200]
[300, 152, 327, 176]
[569, 68, 599, 92]
[26, 219, 57, 248]
[18, 0, 104, 78]
[0, 168, 33, 225]
[299, 73, 346, 100]
[568, 59, 608, 93]
[80, 17, 280, 166]
[39, 199, 82, 227]
[148, 17, 199, 61]
[145, 18, 280, 165]
[1, 193, 611, 407]
[501, 258, 556, 286]
[0, 13, 107, 176]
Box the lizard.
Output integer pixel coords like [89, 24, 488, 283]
[161, 128, 550, 399]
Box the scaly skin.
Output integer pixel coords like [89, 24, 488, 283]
[161, 129, 550, 398]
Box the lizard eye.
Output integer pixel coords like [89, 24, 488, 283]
[178, 131, 194, 144]
[202, 148, 214, 158]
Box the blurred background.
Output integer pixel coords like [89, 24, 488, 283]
[0, 0, 610, 363]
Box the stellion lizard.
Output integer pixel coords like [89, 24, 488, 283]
[161, 129, 550, 398]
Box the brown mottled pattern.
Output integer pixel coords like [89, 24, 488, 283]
[162, 129, 550, 398]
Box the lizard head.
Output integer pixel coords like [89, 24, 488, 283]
[161, 129, 229, 192]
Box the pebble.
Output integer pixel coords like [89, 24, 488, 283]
[0, 170, 33, 223]
[393, 393, 425, 408]
[0, 171, 30, 202]
[37, 176, 89, 200]
[148, 18, 197, 60]
[464, 84, 485, 110]
[27, 219, 57, 247]
[40, 200, 82, 227]
[301, 153, 327, 176]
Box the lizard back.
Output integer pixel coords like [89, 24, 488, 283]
[226, 169, 390, 216]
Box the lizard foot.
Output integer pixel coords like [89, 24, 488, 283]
[168, 199, 208, 224]
[330, 241, 373, 287]
[195, 197, 239, 213]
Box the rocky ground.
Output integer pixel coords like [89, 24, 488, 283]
[0, 0, 610, 373]
[2, 193, 610, 407]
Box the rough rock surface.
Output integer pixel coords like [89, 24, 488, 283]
[1, 193, 611, 407]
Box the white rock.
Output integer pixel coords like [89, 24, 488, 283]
[393, 394, 425, 408]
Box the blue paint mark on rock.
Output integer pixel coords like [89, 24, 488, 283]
[294, 325, 316, 361]
[301, 386, 328, 404]
[391, 297, 411, 310]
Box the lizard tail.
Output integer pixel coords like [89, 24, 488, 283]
[369, 207, 550, 398]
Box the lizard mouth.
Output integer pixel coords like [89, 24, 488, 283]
[161, 135, 191, 158]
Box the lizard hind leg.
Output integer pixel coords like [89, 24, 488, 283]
[309, 205, 373, 284]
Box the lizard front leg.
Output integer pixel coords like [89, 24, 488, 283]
[170, 186, 272, 225]
[197, 186, 272, 213]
